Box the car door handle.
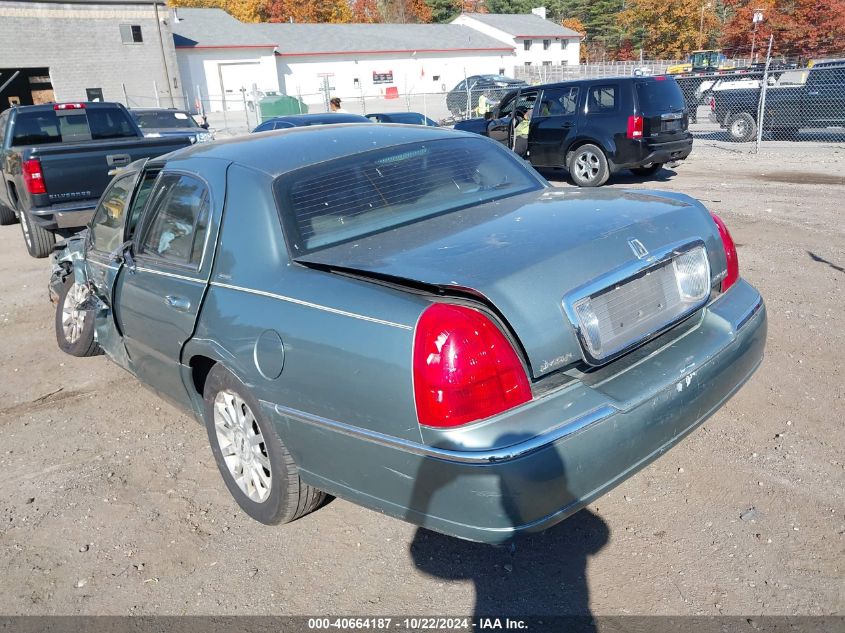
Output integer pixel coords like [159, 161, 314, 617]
[106, 154, 131, 167]
[560, 122, 574, 129]
[164, 295, 191, 311]
[807, 91, 819, 96]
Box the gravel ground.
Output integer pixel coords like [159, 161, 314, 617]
[0, 141, 842, 618]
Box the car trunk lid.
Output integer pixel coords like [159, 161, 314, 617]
[297, 188, 724, 379]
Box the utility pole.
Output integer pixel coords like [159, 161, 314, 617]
[749, 9, 765, 65]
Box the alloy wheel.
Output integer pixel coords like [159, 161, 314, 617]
[214, 390, 272, 503]
[61, 282, 89, 344]
[575, 150, 601, 182]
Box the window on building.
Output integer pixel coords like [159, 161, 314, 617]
[373, 71, 393, 84]
[498, 68, 505, 75]
[120, 24, 143, 44]
[524, 40, 532, 51]
[542, 61, 552, 67]
[524, 61, 532, 68]
[543, 39, 551, 50]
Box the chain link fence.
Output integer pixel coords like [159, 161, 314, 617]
[122, 52, 845, 151]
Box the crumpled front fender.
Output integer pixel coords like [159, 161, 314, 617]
[48, 234, 88, 304]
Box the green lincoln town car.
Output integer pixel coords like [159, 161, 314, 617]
[49, 124, 766, 542]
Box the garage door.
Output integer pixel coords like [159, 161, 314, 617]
[218, 62, 262, 111]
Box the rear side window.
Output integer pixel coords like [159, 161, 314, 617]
[275, 137, 543, 254]
[587, 85, 617, 113]
[11, 108, 137, 145]
[139, 174, 210, 268]
[635, 79, 685, 112]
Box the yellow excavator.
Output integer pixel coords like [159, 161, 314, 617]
[667, 50, 736, 74]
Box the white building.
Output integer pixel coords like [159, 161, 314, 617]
[172, 8, 582, 114]
[253, 22, 515, 105]
[173, 8, 280, 112]
[451, 12, 581, 71]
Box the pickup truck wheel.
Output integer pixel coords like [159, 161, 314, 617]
[203, 364, 326, 525]
[568, 144, 610, 187]
[727, 112, 757, 142]
[20, 211, 55, 258]
[0, 204, 17, 226]
[55, 275, 101, 357]
[630, 163, 663, 177]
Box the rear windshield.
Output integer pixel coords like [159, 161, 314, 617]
[383, 113, 435, 125]
[274, 137, 543, 254]
[11, 108, 137, 145]
[134, 110, 199, 129]
[635, 79, 685, 112]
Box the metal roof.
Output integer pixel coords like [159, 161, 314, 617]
[458, 13, 581, 38]
[253, 22, 512, 56]
[172, 8, 277, 49]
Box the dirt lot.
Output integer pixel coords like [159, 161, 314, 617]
[0, 141, 842, 618]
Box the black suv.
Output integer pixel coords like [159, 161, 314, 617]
[454, 76, 693, 186]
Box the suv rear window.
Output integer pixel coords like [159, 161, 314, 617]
[274, 137, 543, 254]
[11, 108, 137, 145]
[635, 79, 685, 112]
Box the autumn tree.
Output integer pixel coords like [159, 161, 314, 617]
[167, 0, 265, 23]
[379, 0, 433, 23]
[461, 0, 487, 11]
[618, 0, 720, 59]
[352, 0, 382, 22]
[551, 0, 625, 59]
[720, 0, 845, 58]
[265, 0, 352, 23]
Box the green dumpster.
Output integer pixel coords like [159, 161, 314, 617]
[258, 93, 308, 121]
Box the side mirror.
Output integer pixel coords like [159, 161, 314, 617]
[200, 122, 210, 130]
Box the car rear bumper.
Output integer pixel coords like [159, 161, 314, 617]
[612, 137, 694, 171]
[266, 279, 766, 542]
[29, 201, 96, 230]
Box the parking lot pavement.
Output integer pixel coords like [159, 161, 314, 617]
[0, 142, 842, 617]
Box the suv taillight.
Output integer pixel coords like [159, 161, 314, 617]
[627, 115, 643, 139]
[22, 159, 46, 195]
[413, 303, 531, 428]
[711, 213, 739, 291]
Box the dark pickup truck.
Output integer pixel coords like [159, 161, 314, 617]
[455, 76, 693, 186]
[0, 101, 192, 257]
[711, 62, 845, 142]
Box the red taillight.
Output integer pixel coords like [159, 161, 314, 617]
[627, 115, 643, 139]
[655, 75, 667, 81]
[711, 213, 739, 291]
[709, 96, 716, 112]
[22, 159, 46, 195]
[413, 303, 531, 428]
[53, 103, 85, 110]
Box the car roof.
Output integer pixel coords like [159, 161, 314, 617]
[132, 108, 192, 114]
[263, 113, 370, 125]
[9, 101, 127, 113]
[167, 123, 474, 177]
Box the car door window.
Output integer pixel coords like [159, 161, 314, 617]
[499, 91, 538, 117]
[587, 85, 617, 113]
[88, 173, 136, 253]
[138, 174, 210, 269]
[126, 168, 160, 240]
[539, 87, 580, 116]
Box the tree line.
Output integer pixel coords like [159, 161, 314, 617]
[167, 0, 845, 60]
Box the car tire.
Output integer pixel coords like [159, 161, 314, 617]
[0, 203, 17, 226]
[630, 163, 663, 177]
[203, 364, 326, 525]
[20, 211, 55, 258]
[55, 274, 101, 357]
[568, 144, 610, 187]
[727, 112, 757, 143]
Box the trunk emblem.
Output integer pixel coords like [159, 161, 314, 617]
[628, 238, 649, 259]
